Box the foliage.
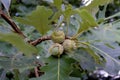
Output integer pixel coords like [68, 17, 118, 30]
[0, 0, 120, 80]
[16, 6, 53, 35]
[30, 56, 75, 80]
[0, 32, 38, 56]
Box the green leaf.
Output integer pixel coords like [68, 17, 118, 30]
[104, 43, 115, 49]
[82, 42, 120, 74]
[63, 4, 75, 20]
[70, 47, 105, 71]
[13, 69, 20, 80]
[69, 77, 81, 80]
[53, 0, 62, 10]
[91, 22, 120, 43]
[49, 10, 62, 23]
[81, 19, 120, 45]
[84, 47, 104, 64]
[0, 32, 38, 56]
[74, 9, 98, 37]
[13, 69, 29, 80]
[16, 6, 53, 35]
[0, 55, 38, 72]
[80, 0, 113, 15]
[86, 0, 113, 7]
[30, 56, 75, 80]
[0, 42, 17, 54]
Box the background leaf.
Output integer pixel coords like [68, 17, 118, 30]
[16, 6, 53, 35]
[91, 21, 120, 43]
[69, 47, 105, 71]
[0, 32, 38, 56]
[30, 56, 75, 80]
[0, 55, 39, 72]
[86, 43, 120, 74]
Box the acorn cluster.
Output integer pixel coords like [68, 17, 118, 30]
[49, 30, 77, 57]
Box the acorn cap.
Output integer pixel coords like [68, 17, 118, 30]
[51, 30, 65, 43]
[63, 39, 76, 52]
[49, 43, 64, 56]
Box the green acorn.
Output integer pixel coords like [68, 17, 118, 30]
[49, 43, 64, 56]
[63, 39, 76, 52]
[51, 30, 65, 43]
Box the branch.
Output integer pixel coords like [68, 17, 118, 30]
[30, 35, 71, 46]
[0, 9, 71, 46]
[30, 36, 51, 46]
[0, 9, 26, 38]
[34, 67, 39, 77]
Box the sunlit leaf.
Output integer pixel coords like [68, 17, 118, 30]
[0, 32, 38, 56]
[16, 6, 53, 35]
[53, 0, 62, 10]
[63, 4, 75, 20]
[49, 10, 62, 23]
[74, 9, 98, 36]
[81, 0, 113, 15]
[85, 0, 113, 7]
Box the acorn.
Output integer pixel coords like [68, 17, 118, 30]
[51, 30, 65, 43]
[49, 43, 64, 56]
[63, 39, 76, 52]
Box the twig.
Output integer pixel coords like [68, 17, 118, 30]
[34, 67, 39, 77]
[30, 36, 51, 46]
[0, 9, 26, 38]
[30, 35, 71, 46]
[0, 9, 71, 46]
